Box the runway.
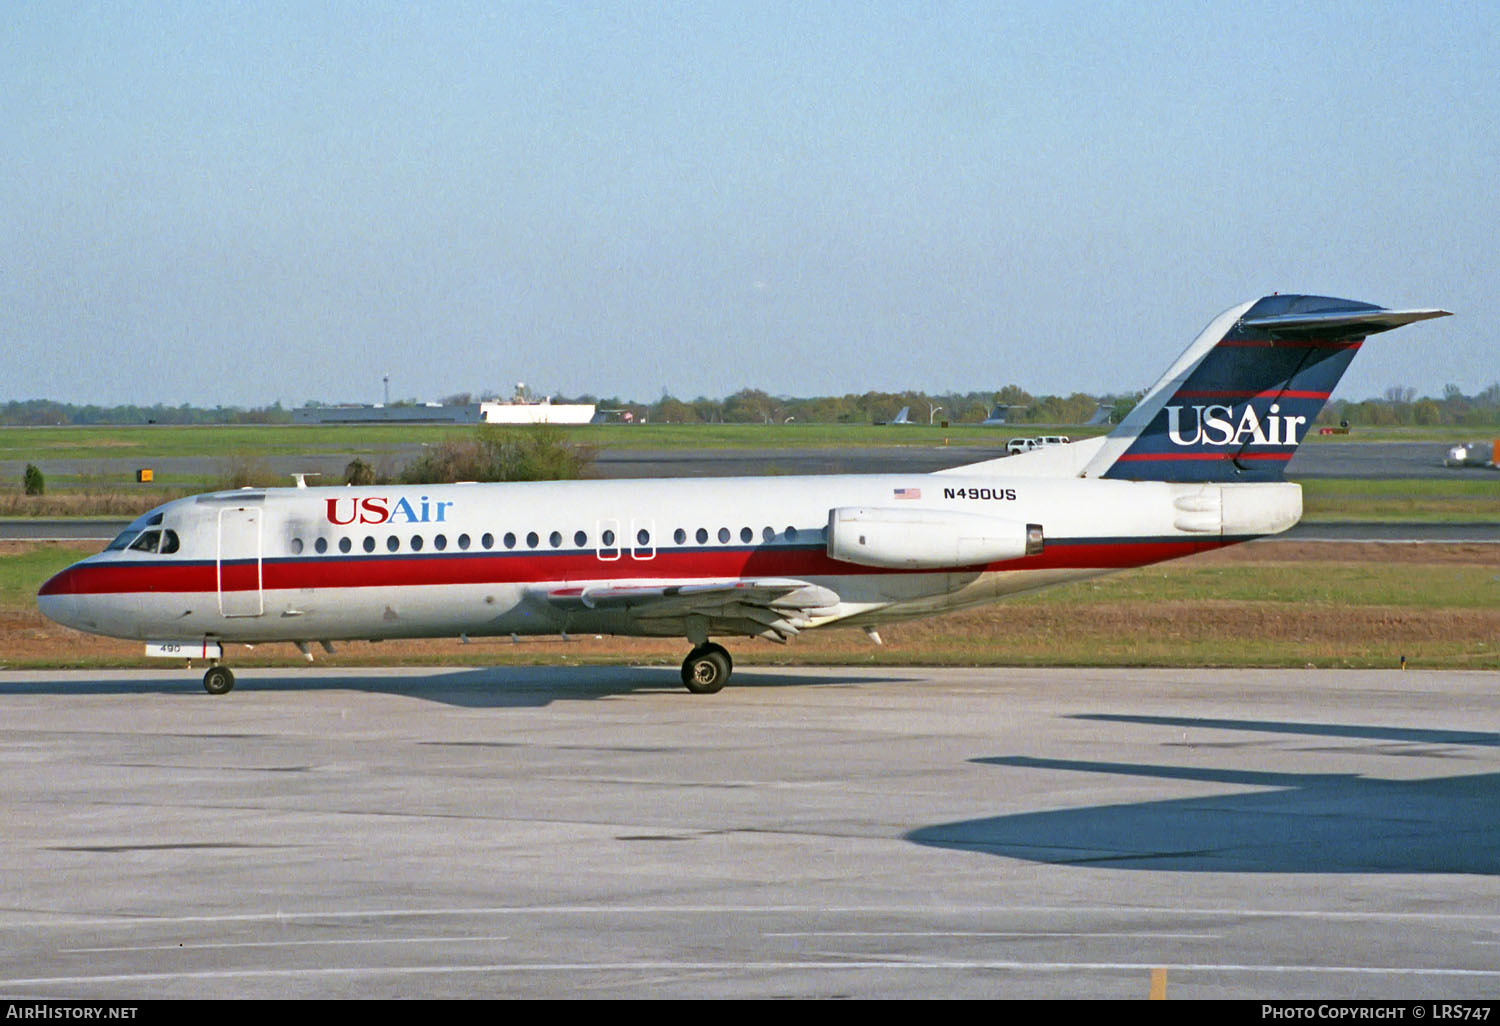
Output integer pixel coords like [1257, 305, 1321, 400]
[1, 666, 1496, 999]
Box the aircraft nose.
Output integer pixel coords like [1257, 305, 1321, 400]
[37, 568, 81, 629]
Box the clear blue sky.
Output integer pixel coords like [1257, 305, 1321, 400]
[3, 1, 1494, 407]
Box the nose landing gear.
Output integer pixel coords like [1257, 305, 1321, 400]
[681, 643, 732, 694]
[203, 664, 235, 695]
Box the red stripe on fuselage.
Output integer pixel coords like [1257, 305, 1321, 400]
[39, 538, 1239, 598]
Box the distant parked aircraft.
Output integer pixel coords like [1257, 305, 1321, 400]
[985, 401, 1119, 428]
[1083, 403, 1119, 427]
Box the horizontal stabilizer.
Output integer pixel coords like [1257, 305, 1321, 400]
[1240, 307, 1450, 339]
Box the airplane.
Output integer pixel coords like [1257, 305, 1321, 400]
[983, 401, 1118, 427]
[981, 403, 1021, 426]
[879, 406, 914, 425]
[1083, 402, 1118, 427]
[37, 294, 1449, 696]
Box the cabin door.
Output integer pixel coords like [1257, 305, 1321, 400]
[217, 506, 265, 617]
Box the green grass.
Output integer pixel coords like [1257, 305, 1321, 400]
[8, 420, 1485, 464]
[1300, 426, 1500, 442]
[0, 545, 92, 609]
[1030, 560, 1500, 609]
[0, 422, 1062, 463]
[4, 421, 1493, 466]
[1298, 477, 1499, 521]
[0, 423, 467, 462]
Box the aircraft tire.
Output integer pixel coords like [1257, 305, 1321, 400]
[203, 666, 235, 696]
[681, 645, 731, 694]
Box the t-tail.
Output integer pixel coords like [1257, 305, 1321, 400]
[1083, 294, 1450, 482]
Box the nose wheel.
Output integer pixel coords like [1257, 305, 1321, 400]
[681, 643, 732, 694]
[203, 665, 235, 695]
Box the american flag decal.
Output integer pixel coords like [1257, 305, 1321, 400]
[894, 487, 921, 500]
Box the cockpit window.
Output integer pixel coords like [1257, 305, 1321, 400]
[105, 530, 137, 551]
[121, 528, 180, 555]
[129, 531, 162, 553]
[105, 508, 172, 551]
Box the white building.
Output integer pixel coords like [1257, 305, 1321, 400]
[294, 398, 596, 426]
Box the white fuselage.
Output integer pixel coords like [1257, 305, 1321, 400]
[37, 472, 1301, 648]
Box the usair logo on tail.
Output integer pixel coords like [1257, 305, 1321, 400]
[1165, 403, 1306, 447]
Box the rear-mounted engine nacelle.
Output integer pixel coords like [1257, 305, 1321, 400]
[827, 507, 1043, 569]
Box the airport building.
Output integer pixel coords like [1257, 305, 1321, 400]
[294, 397, 597, 426]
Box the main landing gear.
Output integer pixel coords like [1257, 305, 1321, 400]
[681, 643, 733, 694]
[203, 664, 235, 695]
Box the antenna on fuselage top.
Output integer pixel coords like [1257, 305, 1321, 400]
[290, 473, 322, 489]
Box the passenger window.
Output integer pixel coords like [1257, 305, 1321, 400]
[596, 518, 622, 561]
[290, 538, 304, 555]
[786, 527, 798, 542]
[696, 528, 709, 544]
[574, 530, 587, 547]
[762, 527, 774, 542]
[482, 533, 494, 549]
[315, 537, 328, 554]
[386, 535, 399, 552]
[717, 527, 730, 544]
[339, 537, 352, 554]
[740, 527, 752, 543]
[674, 528, 686, 544]
[364, 536, 376, 553]
[526, 531, 539, 549]
[549, 531, 562, 548]
[503, 532, 516, 549]
[458, 533, 471, 550]
[410, 535, 424, 551]
[434, 534, 447, 551]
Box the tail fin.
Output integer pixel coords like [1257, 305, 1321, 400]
[1084, 295, 1449, 482]
[1083, 402, 1114, 427]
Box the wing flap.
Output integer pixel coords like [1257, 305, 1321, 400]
[533, 578, 842, 642]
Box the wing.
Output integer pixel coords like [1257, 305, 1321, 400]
[534, 577, 842, 643]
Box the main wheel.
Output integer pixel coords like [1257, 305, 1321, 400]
[681, 644, 732, 694]
[203, 665, 235, 695]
